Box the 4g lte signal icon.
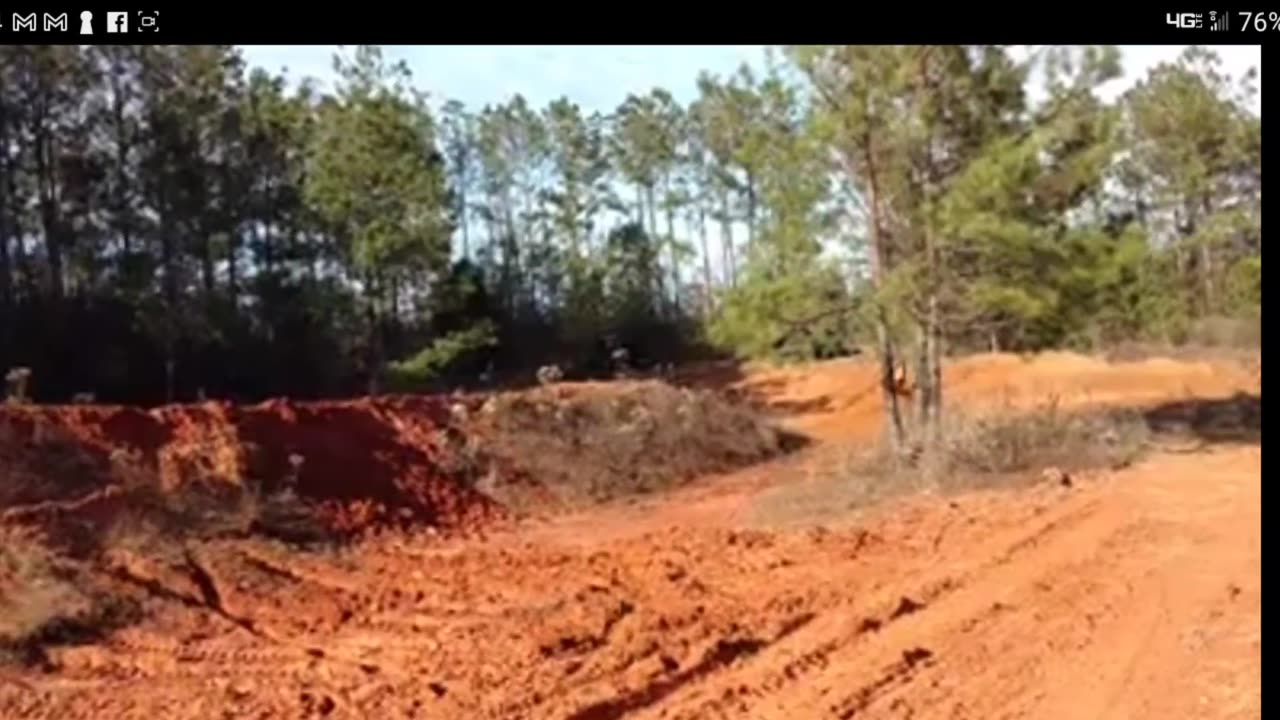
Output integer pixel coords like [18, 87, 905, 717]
[106, 11, 127, 32]
[1166, 12, 1203, 28]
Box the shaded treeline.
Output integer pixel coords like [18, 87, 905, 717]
[0, 45, 1260, 408]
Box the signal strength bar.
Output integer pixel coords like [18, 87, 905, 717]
[1209, 10, 1229, 30]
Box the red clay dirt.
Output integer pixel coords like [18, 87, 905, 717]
[0, 396, 507, 536]
[0, 352, 1262, 719]
[711, 351, 1259, 443]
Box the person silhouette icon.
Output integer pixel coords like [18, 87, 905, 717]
[80, 11, 94, 34]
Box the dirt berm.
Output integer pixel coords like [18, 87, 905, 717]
[0, 381, 787, 537]
[0, 352, 1260, 719]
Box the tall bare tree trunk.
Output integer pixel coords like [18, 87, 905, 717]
[223, 163, 239, 305]
[108, 58, 134, 257]
[916, 215, 943, 447]
[718, 190, 736, 288]
[256, 222, 274, 277]
[0, 164, 10, 312]
[698, 203, 713, 316]
[365, 271, 383, 397]
[159, 192, 178, 404]
[914, 319, 930, 427]
[875, 307, 907, 452]
[860, 133, 907, 453]
[14, 230, 33, 297]
[870, 295, 905, 455]
[924, 293, 942, 444]
[459, 192, 470, 261]
[307, 235, 318, 284]
[200, 233, 215, 299]
[390, 274, 400, 325]
[1, 100, 13, 311]
[0, 184, 11, 374]
[502, 199, 516, 315]
[1198, 194, 1217, 314]
[1200, 243, 1215, 315]
[664, 177, 679, 313]
[644, 183, 663, 306]
[912, 314, 942, 444]
[0, 207, 9, 310]
[35, 131, 65, 299]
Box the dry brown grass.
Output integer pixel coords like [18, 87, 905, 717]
[0, 422, 109, 509]
[0, 524, 143, 667]
[1187, 315, 1262, 348]
[751, 401, 1152, 529]
[3, 432, 335, 554]
[473, 380, 803, 513]
[906, 402, 1151, 480]
[0, 526, 78, 644]
[0, 432, 335, 665]
[1105, 317, 1261, 366]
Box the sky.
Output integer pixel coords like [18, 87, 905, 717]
[235, 44, 1261, 276]
[237, 45, 1263, 114]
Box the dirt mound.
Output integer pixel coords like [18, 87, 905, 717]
[0, 397, 506, 537]
[712, 351, 1259, 443]
[469, 380, 797, 512]
[0, 351, 1261, 718]
[1, 382, 789, 535]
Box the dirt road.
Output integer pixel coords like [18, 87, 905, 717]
[0, 353, 1261, 718]
[2, 444, 1258, 719]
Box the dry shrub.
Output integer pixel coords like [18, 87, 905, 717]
[1106, 316, 1261, 365]
[0, 525, 141, 666]
[0, 526, 78, 645]
[1105, 342, 1262, 368]
[93, 446, 334, 555]
[910, 401, 1151, 482]
[1188, 315, 1261, 348]
[752, 401, 1150, 528]
[5, 438, 334, 566]
[3, 446, 248, 562]
[0, 432, 333, 666]
[475, 380, 798, 511]
[0, 434, 158, 663]
[0, 420, 110, 509]
[846, 400, 1151, 501]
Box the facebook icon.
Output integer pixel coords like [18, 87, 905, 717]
[106, 11, 127, 32]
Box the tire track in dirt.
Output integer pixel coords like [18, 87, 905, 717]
[598, 487, 1126, 719]
[1, 356, 1259, 719]
[2, 446, 1260, 720]
[1030, 447, 1261, 720]
[604, 447, 1260, 720]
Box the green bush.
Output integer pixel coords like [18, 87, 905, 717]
[386, 321, 499, 390]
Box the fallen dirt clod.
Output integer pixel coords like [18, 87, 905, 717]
[0, 353, 1261, 719]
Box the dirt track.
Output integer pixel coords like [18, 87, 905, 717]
[0, 353, 1262, 719]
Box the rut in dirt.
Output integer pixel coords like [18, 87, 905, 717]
[0, 354, 1260, 719]
[0, 446, 1258, 720]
